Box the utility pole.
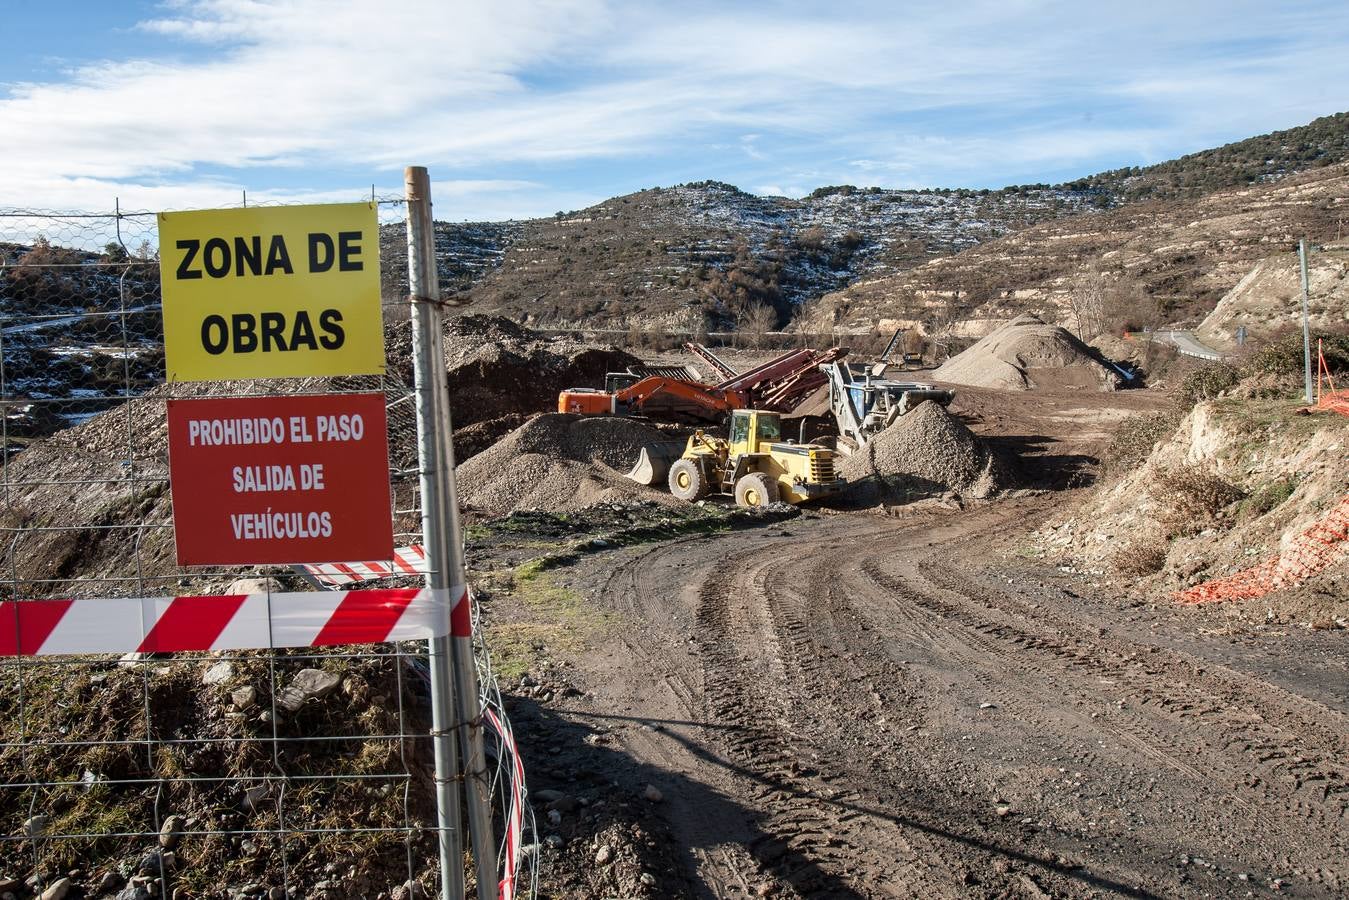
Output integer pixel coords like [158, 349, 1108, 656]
[1299, 239, 1313, 405]
[404, 166, 498, 900]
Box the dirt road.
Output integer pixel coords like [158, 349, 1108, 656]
[548, 499, 1348, 898]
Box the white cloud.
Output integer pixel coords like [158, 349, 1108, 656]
[1, 1, 604, 184]
[0, 0, 1346, 216]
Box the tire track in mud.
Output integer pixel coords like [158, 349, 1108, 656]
[921, 558, 1349, 828]
[687, 520, 1122, 898]
[589, 535, 767, 898]
[691, 538, 940, 898]
[856, 543, 1349, 895]
[576, 506, 1348, 897]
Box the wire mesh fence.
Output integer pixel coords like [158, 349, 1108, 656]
[0, 203, 532, 898]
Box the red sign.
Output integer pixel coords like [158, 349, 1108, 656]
[167, 393, 394, 566]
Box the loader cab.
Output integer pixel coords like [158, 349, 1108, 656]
[728, 409, 782, 456]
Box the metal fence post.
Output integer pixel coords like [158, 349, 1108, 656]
[406, 168, 466, 900]
[1299, 239, 1313, 405]
[404, 166, 498, 900]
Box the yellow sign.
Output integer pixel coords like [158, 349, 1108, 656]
[158, 202, 385, 381]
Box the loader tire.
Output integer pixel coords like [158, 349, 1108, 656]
[734, 472, 779, 508]
[669, 459, 711, 501]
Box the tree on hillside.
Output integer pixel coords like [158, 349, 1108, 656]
[6, 236, 88, 310]
[791, 295, 841, 347]
[1068, 267, 1110, 340]
[738, 302, 776, 349]
[1069, 266, 1158, 339]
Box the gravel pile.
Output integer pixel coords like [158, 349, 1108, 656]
[933, 314, 1125, 391]
[456, 413, 677, 517]
[444, 313, 537, 348]
[839, 401, 1007, 502]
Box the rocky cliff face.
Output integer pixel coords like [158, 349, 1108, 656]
[1196, 245, 1349, 350]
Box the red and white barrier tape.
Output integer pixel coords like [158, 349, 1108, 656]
[0, 587, 463, 657]
[485, 707, 526, 900]
[302, 545, 429, 587]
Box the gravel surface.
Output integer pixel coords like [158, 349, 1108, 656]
[838, 400, 1007, 502]
[456, 413, 677, 517]
[934, 314, 1124, 391]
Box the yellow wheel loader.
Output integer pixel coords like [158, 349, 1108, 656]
[627, 409, 843, 507]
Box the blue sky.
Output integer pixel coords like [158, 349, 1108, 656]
[1, 0, 1347, 221]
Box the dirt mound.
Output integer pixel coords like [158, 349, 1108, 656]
[0, 650, 442, 897]
[1042, 398, 1349, 623]
[838, 401, 1007, 503]
[444, 312, 537, 346]
[933, 314, 1126, 391]
[456, 414, 676, 517]
[384, 314, 641, 431]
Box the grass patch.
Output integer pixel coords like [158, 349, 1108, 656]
[1205, 397, 1337, 467]
[484, 560, 614, 680]
[485, 622, 574, 682]
[1237, 475, 1300, 521]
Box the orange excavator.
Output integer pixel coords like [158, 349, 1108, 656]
[558, 371, 746, 422]
[557, 345, 845, 423]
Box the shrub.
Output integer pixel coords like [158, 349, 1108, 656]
[1101, 408, 1182, 476]
[1111, 533, 1169, 576]
[1237, 476, 1299, 521]
[1178, 363, 1240, 406]
[1152, 465, 1246, 537]
[1246, 332, 1349, 378]
[793, 227, 828, 253]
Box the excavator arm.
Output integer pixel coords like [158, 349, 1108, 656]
[559, 376, 745, 422]
[612, 376, 746, 422]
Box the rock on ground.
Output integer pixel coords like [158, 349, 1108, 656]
[275, 668, 342, 714]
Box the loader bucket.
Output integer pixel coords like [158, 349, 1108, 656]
[626, 442, 685, 486]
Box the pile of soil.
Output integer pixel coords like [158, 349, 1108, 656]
[838, 401, 1007, 503]
[933, 314, 1126, 391]
[386, 315, 641, 449]
[456, 413, 678, 517]
[1, 378, 425, 597]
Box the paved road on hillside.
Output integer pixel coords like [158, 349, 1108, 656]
[1155, 329, 1224, 361]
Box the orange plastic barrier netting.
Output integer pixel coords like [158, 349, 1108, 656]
[1319, 389, 1349, 417]
[1313, 341, 1347, 417]
[1175, 494, 1349, 604]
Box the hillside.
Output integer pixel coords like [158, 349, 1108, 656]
[1195, 243, 1349, 350]
[375, 110, 1349, 331]
[1065, 111, 1349, 203]
[380, 181, 1104, 328]
[7, 110, 1349, 426]
[825, 163, 1349, 335]
[1043, 395, 1348, 624]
